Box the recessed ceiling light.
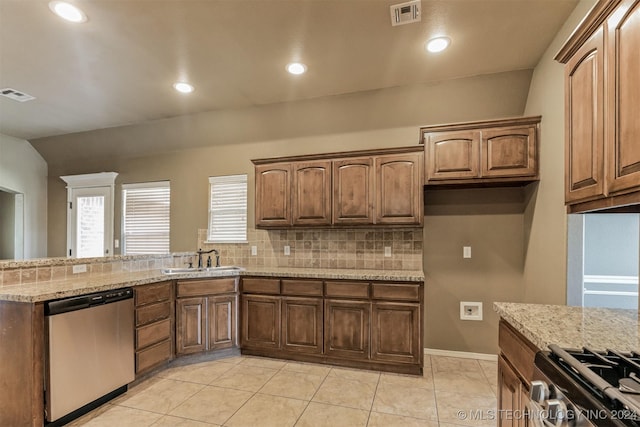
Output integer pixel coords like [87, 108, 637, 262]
[286, 63, 307, 75]
[49, 1, 87, 23]
[426, 36, 451, 53]
[173, 82, 194, 94]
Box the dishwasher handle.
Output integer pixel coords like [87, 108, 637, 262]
[46, 288, 133, 316]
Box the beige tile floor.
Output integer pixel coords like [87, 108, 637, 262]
[68, 354, 498, 427]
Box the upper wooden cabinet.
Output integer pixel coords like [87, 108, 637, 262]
[556, 0, 640, 212]
[375, 152, 423, 224]
[253, 147, 423, 227]
[292, 161, 332, 226]
[421, 116, 540, 186]
[255, 163, 291, 227]
[333, 157, 374, 225]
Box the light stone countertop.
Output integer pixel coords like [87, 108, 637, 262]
[0, 267, 425, 303]
[494, 302, 640, 352]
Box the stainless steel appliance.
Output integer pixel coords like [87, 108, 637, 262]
[530, 345, 640, 427]
[45, 288, 134, 425]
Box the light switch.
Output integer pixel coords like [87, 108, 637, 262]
[251, 246, 257, 256]
[114, 239, 119, 249]
[384, 246, 392, 257]
[284, 245, 291, 256]
[463, 246, 472, 259]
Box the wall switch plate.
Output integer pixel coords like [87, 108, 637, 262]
[72, 264, 87, 274]
[114, 239, 119, 249]
[463, 246, 472, 259]
[284, 245, 291, 256]
[251, 246, 257, 256]
[460, 301, 483, 321]
[384, 246, 392, 257]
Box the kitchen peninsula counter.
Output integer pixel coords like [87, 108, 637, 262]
[0, 267, 425, 303]
[494, 302, 640, 352]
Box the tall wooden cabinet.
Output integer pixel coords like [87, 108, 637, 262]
[556, 0, 640, 212]
[253, 147, 423, 227]
[421, 117, 540, 186]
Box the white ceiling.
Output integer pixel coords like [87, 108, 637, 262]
[0, 0, 578, 141]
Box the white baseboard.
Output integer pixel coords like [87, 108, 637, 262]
[424, 347, 498, 361]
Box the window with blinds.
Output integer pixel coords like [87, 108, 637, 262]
[208, 174, 247, 243]
[122, 181, 170, 254]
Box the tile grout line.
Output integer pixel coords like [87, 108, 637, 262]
[364, 369, 382, 426]
[292, 365, 333, 426]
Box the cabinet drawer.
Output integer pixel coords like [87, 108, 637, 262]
[325, 281, 370, 298]
[136, 340, 171, 374]
[242, 278, 280, 294]
[135, 281, 172, 306]
[136, 301, 172, 327]
[281, 279, 323, 296]
[177, 278, 237, 297]
[371, 283, 420, 301]
[498, 320, 537, 386]
[136, 318, 171, 349]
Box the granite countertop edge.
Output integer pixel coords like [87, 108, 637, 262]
[494, 301, 640, 352]
[0, 267, 425, 303]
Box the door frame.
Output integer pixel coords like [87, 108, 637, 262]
[61, 172, 118, 258]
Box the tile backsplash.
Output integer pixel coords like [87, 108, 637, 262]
[197, 227, 423, 271]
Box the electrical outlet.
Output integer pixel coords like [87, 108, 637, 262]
[251, 246, 257, 256]
[72, 264, 87, 274]
[114, 239, 119, 249]
[460, 301, 483, 321]
[384, 246, 392, 257]
[284, 245, 291, 256]
[463, 246, 472, 259]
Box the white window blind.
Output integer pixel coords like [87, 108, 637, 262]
[208, 174, 247, 243]
[122, 181, 170, 254]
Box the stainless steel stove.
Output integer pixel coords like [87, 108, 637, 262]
[531, 345, 640, 427]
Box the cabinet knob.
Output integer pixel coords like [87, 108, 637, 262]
[530, 380, 550, 402]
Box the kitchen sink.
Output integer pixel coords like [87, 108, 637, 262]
[161, 266, 244, 275]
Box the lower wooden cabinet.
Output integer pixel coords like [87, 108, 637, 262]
[498, 355, 526, 427]
[134, 281, 174, 375]
[324, 299, 370, 360]
[497, 320, 539, 427]
[371, 302, 421, 364]
[241, 294, 281, 350]
[282, 297, 323, 354]
[176, 278, 238, 356]
[241, 277, 424, 374]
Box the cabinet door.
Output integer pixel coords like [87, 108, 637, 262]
[176, 297, 206, 355]
[208, 295, 236, 350]
[565, 27, 606, 204]
[498, 356, 523, 427]
[282, 297, 323, 354]
[481, 126, 537, 178]
[324, 299, 370, 360]
[332, 157, 374, 225]
[375, 152, 423, 225]
[371, 302, 420, 364]
[255, 163, 292, 227]
[425, 130, 480, 181]
[292, 161, 332, 226]
[606, 0, 640, 195]
[242, 295, 281, 349]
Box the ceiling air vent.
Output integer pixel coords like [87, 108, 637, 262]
[390, 0, 421, 26]
[1, 88, 36, 102]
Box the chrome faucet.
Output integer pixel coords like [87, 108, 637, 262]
[197, 248, 220, 268]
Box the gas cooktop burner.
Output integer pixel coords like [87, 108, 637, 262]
[533, 345, 640, 426]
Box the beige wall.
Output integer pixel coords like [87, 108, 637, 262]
[37, 70, 532, 258]
[0, 133, 48, 259]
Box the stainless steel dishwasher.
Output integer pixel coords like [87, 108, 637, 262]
[45, 287, 135, 425]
